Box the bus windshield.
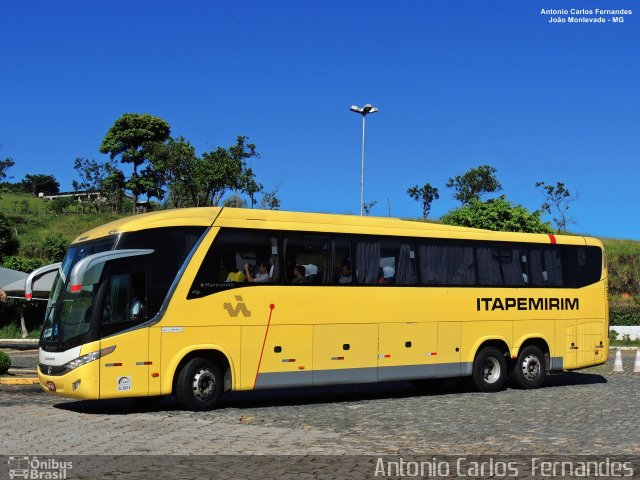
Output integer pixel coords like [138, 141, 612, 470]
[41, 238, 117, 350]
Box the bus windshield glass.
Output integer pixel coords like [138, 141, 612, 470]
[41, 238, 117, 349]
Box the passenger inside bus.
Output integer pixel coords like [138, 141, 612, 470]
[244, 262, 271, 283]
[292, 265, 305, 283]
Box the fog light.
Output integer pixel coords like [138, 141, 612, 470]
[72, 380, 81, 391]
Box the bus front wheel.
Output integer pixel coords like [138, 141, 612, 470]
[510, 346, 547, 389]
[176, 358, 223, 411]
[472, 347, 507, 392]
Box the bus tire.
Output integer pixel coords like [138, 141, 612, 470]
[176, 357, 223, 411]
[472, 347, 507, 392]
[510, 345, 546, 389]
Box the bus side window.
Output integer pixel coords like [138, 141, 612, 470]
[283, 233, 329, 284]
[477, 245, 528, 287]
[530, 247, 563, 287]
[419, 241, 475, 286]
[189, 228, 280, 298]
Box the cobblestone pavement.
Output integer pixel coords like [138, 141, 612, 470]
[0, 351, 638, 457]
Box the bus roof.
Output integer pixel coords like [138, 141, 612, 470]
[72, 207, 221, 243]
[72, 207, 596, 247]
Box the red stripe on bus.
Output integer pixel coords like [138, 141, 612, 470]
[253, 304, 276, 389]
[549, 234, 557, 244]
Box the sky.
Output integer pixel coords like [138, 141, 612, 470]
[0, 0, 638, 239]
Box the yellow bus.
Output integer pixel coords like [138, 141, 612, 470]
[35, 207, 608, 410]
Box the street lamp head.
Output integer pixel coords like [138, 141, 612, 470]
[350, 103, 378, 116]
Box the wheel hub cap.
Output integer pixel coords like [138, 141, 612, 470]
[521, 354, 541, 380]
[482, 357, 501, 384]
[192, 368, 215, 401]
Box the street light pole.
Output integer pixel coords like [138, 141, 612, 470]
[350, 103, 378, 216]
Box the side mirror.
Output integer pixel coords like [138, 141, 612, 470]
[68, 249, 154, 292]
[25, 263, 62, 301]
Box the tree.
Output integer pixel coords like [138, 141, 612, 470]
[222, 194, 248, 208]
[535, 181, 578, 232]
[150, 137, 203, 208]
[446, 165, 502, 205]
[100, 113, 171, 213]
[17, 174, 60, 195]
[441, 196, 552, 233]
[260, 185, 281, 210]
[407, 183, 439, 219]
[0, 212, 19, 261]
[363, 200, 377, 216]
[0, 158, 15, 181]
[152, 135, 262, 208]
[72, 157, 124, 212]
[241, 168, 262, 208]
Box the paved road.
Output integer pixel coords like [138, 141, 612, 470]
[1, 350, 638, 457]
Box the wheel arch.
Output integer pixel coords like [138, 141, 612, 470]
[472, 337, 511, 363]
[164, 346, 234, 395]
[514, 337, 552, 370]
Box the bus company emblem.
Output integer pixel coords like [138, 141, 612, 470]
[223, 295, 251, 318]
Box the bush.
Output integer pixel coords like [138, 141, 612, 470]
[0, 351, 10, 374]
[49, 197, 74, 215]
[609, 329, 618, 340]
[441, 196, 553, 233]
[609, 297, 640, 326]
[40, 234, 69, 262]
[0, 212, 19, 260]
[2, 256, 46, 273]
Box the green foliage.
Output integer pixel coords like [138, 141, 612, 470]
[0, 158, 15, 181]
[609, 296, 640, 326]
[100, 113, 171, 211]
[13, 199, 31, 214]
[535, 181, 577, 232]
[0, 212, 19, 260]
[49, 197, 74, 215]
[222, 194, 248, 208]
[260, 186, 281, 210]
[609, 329, 618, 340]
[407, 183, 439, 219]
[16, 174, 60, 195]
[152, 135, 261, 208]
[2, 256, 45, 272]
[0, 351, 10, 374]
[40, 234, 69, 262]
[446, 165, 502, 205]
[441, 196, 553, 233]
[603, 239, 640, 295]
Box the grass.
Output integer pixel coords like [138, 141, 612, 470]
[0, 323, 41, 339]
[0, 192, 124, 247]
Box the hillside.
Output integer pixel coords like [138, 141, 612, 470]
[0, 192, 124, 248]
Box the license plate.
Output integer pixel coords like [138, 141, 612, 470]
[46, 381, 56, 392]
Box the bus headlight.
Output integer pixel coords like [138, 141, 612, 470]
[64, 346, 116, 372]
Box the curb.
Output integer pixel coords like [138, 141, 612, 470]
[0, 377, 39, 385]
[0, 339, 39, 350]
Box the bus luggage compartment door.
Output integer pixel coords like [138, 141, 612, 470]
[312, 324, 378, 385]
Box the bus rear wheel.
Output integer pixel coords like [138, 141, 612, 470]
[472, 347, 507, 392]
[176, 358, 223, 411]
[510, 346, 547, 389]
